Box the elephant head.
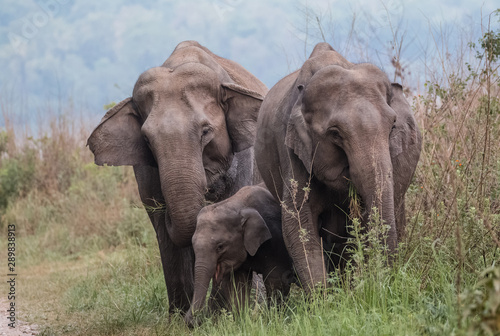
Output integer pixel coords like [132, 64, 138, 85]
[285, 43, 420, 251]
[185, 204, 271, 325]
[87, 42, 266, 248]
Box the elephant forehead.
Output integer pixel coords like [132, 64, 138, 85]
[134, 73, 225, 133]
[193, 217, 224, 241]
[197, 207, 241, 228]
[193, 219, 241, 248]
[134, 64, 220, 103]
[168, 63, 221, 91]
[304, 65, 390, 105]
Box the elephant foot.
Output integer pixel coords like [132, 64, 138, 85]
[184, 310, 202, 328]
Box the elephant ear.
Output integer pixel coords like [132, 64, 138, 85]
[222, 83, 265, 153]
[87, 98, 155, 166]
[285, 85, 313, 174]
[240, 208, 272, 256]
[389, 83, 420, 158]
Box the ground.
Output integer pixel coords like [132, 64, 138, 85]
[0, 299, 38, 336]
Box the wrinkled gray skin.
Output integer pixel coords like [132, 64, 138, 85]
[255, 42, 422, 290]
[185, 184, 294, 327]
[87, 41, 267, 313]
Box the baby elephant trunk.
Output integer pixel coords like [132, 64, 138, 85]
[185, 254, 217, 327]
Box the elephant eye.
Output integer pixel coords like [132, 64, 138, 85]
[202, 126, 213, 138]
[216, 243, 224, 253]
[327, 127, 342, 139]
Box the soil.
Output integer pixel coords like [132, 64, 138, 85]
[0, 299, 38, 336]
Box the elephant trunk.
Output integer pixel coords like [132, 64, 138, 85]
[157, 149, 206, 248]
[185, 255, 217, 327]
[348, 143, 397, 253]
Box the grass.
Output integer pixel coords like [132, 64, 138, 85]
[1, 10, 500, 336]
[13, 250, 466, 335]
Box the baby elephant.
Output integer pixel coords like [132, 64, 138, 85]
[185, 184, 294, 326]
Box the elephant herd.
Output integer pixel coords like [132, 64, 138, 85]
[87, 40, 422, 326]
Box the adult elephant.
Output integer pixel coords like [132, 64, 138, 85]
[255, 42, 421, 290]
[87, 41, 267, 313]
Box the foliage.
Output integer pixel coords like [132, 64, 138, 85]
[0, 130, 8, 154]
[103, 101, 117, 110]
[469, 9, 500, 64]
[461, 264, 500, 335]
[0, 149, 36, 214]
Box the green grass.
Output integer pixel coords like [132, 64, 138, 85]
[18, 248, 466, 336]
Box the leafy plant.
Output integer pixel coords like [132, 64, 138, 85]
[461, 265, 500, 335]
[0, 149, 36, 214]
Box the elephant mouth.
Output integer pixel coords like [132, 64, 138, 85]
[213, 263, 224, 286]
[204, 174, 233, 203]
[338, 165, 350, 181]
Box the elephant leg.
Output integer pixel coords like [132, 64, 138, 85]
[395, 198, 407, 244]
[230, 270, 253, 312]
[319, 206, 351, 273]
[133, 166, 194, 314]
[208, 276, 231, 312]
[263, 269, 291, 305]
[208, 270, 253, 313]
[155, 222, 194, 314]
[252, 272, 266, 304]
[282, 188, 325, 291]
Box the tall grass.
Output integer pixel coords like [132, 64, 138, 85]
[0, 100, 148, 264]
[0, 10, 499, 336]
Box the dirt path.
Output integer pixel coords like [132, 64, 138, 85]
[0, 299, 38, 336]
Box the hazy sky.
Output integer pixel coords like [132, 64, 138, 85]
[0, 0, 497, 125]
